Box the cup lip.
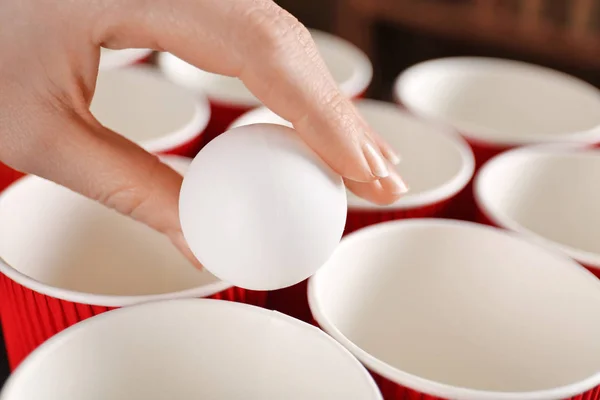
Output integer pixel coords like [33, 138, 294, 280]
[0, 176, 234, 308]
[308, 218, 600, 400]
[95, 66, 211, 154]
[348, 100, 475, 211]
[156, 51, 259, 107]
[474, 144, 600, 269]
[228, 101, 475, 211]
[1, 298, 383, 400]
[393, 56, 600, 148]
[98, 48, 153, 71]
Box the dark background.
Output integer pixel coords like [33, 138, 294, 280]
[1, 0, 599, 387]
[276, 0, 600, 96]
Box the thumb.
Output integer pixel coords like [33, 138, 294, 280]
[2, 104, 201, 269]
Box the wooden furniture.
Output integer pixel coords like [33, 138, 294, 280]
[334, 0, 600, 70]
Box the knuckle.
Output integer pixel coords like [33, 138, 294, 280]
[99, 183, 146, 217]
[321, 91, 357, 132]
[242, 2, 312, 55]
[96, 155, 161, 219]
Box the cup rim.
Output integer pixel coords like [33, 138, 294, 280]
[228, 101, 475, 211]
[98, 48, 154, 71]
[474, 144, 600, 269]
[157, 49, 263, 108]
[1, 298, 383, 400]
[95, 66, 211, 154]
[309, 30, 373, 99]
[393, 56, 600, 148]
[0, 176, 233, 308]
[347, 100, 475, 211]
[308, 218, 600, 400]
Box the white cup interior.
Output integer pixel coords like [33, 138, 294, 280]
[90, 67, 210, 153]
[395, 57, 600, 146]
[99, 48, 153, 71]
[230, 101, 474, 210]
[309, 219, 600, 399]
[0, 156, 229, 306]
[157, 29, 372, 106]
[0, 299, 382, 400]
[476, 147, 600, 269]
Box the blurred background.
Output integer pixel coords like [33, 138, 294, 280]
[278, 0, 600, 97]
[1, 0, 599, 385]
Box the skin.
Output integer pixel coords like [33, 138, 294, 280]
[0, 0, 408, 266]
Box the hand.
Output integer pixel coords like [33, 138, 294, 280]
[0, 0, 408, 266]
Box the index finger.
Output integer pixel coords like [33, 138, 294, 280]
[96, 0, 406, 188]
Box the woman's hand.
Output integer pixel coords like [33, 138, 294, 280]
[0, 0, 408, 265]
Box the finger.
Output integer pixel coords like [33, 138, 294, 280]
[344, 163, 408, 206]
[92, 0, 406, 187]
[351, 102, 401, 165]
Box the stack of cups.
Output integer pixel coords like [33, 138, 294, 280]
[157, 29, 373, 147]
[4, 38, 600, 399]
[0, 156, 266, 370]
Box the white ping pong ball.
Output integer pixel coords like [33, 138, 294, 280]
[179, 123, 347, 290]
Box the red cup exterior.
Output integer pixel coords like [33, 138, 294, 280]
[0, 273, 267, 370]
[371, 372, 445, 400]
[134, 53, 153, 66]
[202, 101, 253, 148]
[344, 200, 452, 236]
[266, 280, 311, 323]
[267, 197, 462, 323]
[371, 370, 600, 400]
[0, 164, 24, 193]
[582, 263, 600, 279]
[465, 137, 512, 171]
[157, 129, 207, 158]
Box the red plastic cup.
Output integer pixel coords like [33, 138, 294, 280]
[394, 57, 600, 169]
[231, 101, 474, 232]
[229, 102, 474, 321]
[0, 156, 266, 371]
[342, 100, 474, 233]
[0, 299, 382, 400]
[99, 48, 153, 70]
[475, 145, 600, 279]
[157, 29, 372, 147]
[0, 165, 24, 194]
[91, 66, 211, 157]
[309, 219, 600, 400]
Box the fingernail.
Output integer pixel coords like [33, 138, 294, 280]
[382, 146, 401, 165]
[363, 142, 389, 178]
[389, 170, 409, 194]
